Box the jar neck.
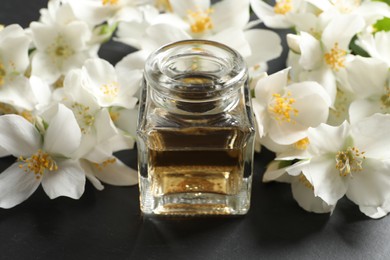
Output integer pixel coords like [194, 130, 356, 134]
[144, 40, 248, 115]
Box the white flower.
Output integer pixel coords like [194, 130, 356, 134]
[344, 56, 390, 123]
[80, 58, 138, 109]
[0, 104, 85, 208]
[116, 1, 282, 72]
[0, 25, 33, 110]
[301, 114, 390, 218]
[253, 68, 331, 145]
[30, 15, 95, 84]
[81, 156, 138, 190]
[250, 0, 311, 29]
[288, 14, 365, 103]
[0, 24, 30, 87]
[263, 160, 334, 213]
[357, 31, 390, 67]
[50, 70, 119, 162]
[308, 0, 390, 25]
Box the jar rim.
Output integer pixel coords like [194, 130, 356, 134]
[144, 39, 247, 98]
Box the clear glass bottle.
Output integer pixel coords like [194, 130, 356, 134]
[137, 40, 255, 216]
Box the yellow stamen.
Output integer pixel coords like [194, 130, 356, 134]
[155, 0, 172, 12]
[298, 174, 314, 190]
[93, 158, 117, 171]
[0, 62, 6, 86]
[324, 42, 347, 71]
[269, 92, 299, 123]
[294, 137, 310, 150]
[335, 146, 365, 176]
[71, 102, 95, 134]
[21, 110, 34, 124]
[187, 8, 214, 34]
[100, 82, 119, 99]
[19, 150, 58, 179]
[274, 0, 292, 15]
[47, 35, 74, 67]
[109, 110, 120, 122]
[0, 102, 16, 115]
[380, 86, 390, 109]
[102, 0, 119, 6]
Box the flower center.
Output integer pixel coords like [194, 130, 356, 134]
[100, 82, 119, 99]
[335, 147, 365, 176]
[187, 8, 214, 34]
[47, 35, 74, 67]
[92, 158, 117, 171]
[155, 0, 172, 12]
[269, 92, 299, 123]
[274, 0, 292, 15]
[0, 62, 6, 86]
[102, 0, 119, 6]
[380, 86, 390, 109]
[324, 42, 347, 71]
[298, 174, 314, 190]
[71, 102, 95, 134]
[294, 137, 310, 150]
[0, 102, 16, 115]
[331, 0, 361, 13]
[19, 150, 58, 179]
[109, 110, 120, 122]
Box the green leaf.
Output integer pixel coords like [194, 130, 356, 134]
[349, 35, 370, 57]
[372, 0, 390, 6]
[373, 17, 390, 32]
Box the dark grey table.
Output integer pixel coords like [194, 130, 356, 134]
[1, 1, 389, 259]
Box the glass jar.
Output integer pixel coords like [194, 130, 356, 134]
[137, 40, 255, 215]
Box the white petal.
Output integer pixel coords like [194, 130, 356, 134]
[95, 109, 117, 143]
[41, 159, 85, 199]
[0, 76, 36, 111]
[252, 99, 268, 138]
[351, 114, 390, 159]
[85, 58, 116, 86]
[170, 0, 210, 17]
[291, 176, 335, 214]
[268, 119, 307, 145]
[262, 160, 293, 183]
[345, 56, 388, 98]
[115, 107, 139, 137]
[348, 99, 381, 124]
[359, 204, 390, 219]
[0, 146, 10, 157]
[301, 67, 337, 105]
[43, 104, 82, 156]
[0, 162, 41, 209]
[80, 159, 104, 191]
[0, 27, 31, 73]
[29, 76, 52, 110]
[322, 14, 365, 51]
[307, 121, 349, 156]
[91, 157, 138, 186]
[250, 0, 292, 28]
[211, 0, 250, 31]
[207, 27, 251, 58]
[299, 32, 322, 70]
[244, 29, 282, 67]
[255, 68, 290, 102]
[31, 52, 61, 84]
[30, 22, 57, 50]
[0, 115, 41, 157]
[346, 159, 390, 218]
[302, 156, 348, 205]
[143, 24, 191, 51]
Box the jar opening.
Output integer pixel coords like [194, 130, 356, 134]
[144, 40, 247, 101]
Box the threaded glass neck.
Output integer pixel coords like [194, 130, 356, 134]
[144, 40, 248, 114]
